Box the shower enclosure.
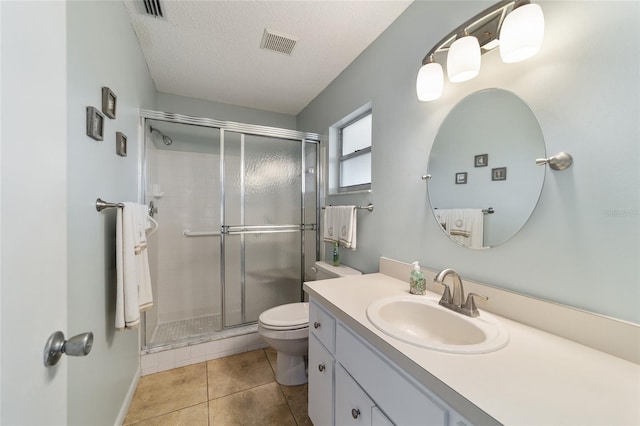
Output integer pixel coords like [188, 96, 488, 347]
[141, 110, 320, 350]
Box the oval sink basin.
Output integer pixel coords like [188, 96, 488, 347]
[366, 296, 509, 354]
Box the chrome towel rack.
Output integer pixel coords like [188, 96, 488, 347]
[95, 198, 158, 218]
[322, 203, 374, 212]
[434, 207, 495, 214]
[96, 198, 123, 212]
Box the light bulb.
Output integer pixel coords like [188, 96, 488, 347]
[447, 35, 481, 83]
[416, 62, 444, 101]
[500, 3, 545, 63]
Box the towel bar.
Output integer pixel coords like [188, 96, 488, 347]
[95, 198, 124, 212]
[96, 198, 159, 218]
[322, 203, 373, 212]
[435, 207, 495, 214]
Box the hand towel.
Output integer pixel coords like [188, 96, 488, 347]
[434, 209, 448, 230]
[447, 208, 484, 249]
[115, 202, 154, 330]
[323, 206, 357, 250]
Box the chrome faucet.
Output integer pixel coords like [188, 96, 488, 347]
[433, 268, 488, 317]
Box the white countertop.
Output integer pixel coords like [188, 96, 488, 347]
[304, 273, 640, 426]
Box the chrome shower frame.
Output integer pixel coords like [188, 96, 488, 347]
[139, 109, 322, 351]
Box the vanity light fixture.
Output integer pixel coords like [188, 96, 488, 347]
[416, 0, 545, 102]
[416, 55, 444, 101]
[447, 33, 481, 83]
[500, 3, 545, 63]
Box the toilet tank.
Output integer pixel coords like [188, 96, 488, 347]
[311, 261, 362, 280]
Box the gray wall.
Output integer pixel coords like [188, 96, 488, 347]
[297, 1, 640, 323]
[156, 92, 297, 129]
[66, 1, 156, 424]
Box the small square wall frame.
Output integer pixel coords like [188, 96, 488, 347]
[86, 106, 104, 141]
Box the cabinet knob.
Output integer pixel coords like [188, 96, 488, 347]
[313, 321, 321, 329]
[351, 408, 360, 419]
[318, 363, 325, 372]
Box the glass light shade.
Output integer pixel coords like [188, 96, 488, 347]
[416, 62, 444, 101]
[447, 36, 481, 83]
[500, 3, 545, 63]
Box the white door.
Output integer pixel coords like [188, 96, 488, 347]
[1, 2, 69, 424]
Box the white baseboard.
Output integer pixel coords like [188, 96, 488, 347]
[115, 366, 140, 426]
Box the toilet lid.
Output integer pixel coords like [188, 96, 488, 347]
[259, 302, 309, 328]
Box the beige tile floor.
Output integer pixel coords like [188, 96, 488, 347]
[124, 348, 311, 426]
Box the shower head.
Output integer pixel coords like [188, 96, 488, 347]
[150, 126, 173, 146]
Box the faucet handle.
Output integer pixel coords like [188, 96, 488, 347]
[463, 293, 488, 317]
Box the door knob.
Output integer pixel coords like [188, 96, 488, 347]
[43, 331, 94, 367]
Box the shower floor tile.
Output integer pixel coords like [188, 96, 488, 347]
[150, 314, 221, 345]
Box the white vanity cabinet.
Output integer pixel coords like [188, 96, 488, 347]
[308, 334, 334, 425]
[335, 364, 377, 425]
[308, 302, 336, 425]
[309, 299, 470, 426]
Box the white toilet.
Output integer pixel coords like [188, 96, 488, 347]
[258, 261, 362, 385]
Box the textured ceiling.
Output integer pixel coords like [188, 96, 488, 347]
[124, 0, 413, 115]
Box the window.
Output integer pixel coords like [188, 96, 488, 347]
[338, 112, 371, 192]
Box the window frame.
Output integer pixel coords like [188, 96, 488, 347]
[338, 111, 372, 193]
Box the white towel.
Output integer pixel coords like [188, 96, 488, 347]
[115, 202, 154, 330]
[323, 206, 357, 250]
[135, 204, 153, 311]
[446, 208, 484, 249]
[434, 209, 448, 230]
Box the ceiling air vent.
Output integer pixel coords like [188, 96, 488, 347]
[141, 0, 166, 20]
[260, 29, 297, 56]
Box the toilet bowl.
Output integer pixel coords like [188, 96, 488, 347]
[258, 302, 309, 386]
[258, 261, 362, 386]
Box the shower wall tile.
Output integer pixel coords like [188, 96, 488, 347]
[205, 340, 221, 355]
[151, 149, 221, 326]
[219, 335, 246, 353]
[141, 352, 159, 376]
[190, 344, 207, 360]
[175, 358, 193, 368]
[190, 356, 207, 365]
[141, 332, 267, 376]
[247, 332, 269, 351]
[175, 347, 191, 363]
[157, 349, 176, 372]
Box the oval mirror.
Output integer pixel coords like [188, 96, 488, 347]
[427, 89, 545, 249]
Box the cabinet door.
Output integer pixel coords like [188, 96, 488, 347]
[336, 324, 448, 425]
[309, 334, 335, 426]
[335, 364, 376, 425]
[372, 407, 394, 426]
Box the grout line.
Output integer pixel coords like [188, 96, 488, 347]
[206, 360, 211, 426]
[277, 382, 300, 426]
[125, 401, 208, 426]
[207, 379, 277, 402]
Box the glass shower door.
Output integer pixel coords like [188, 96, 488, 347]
[143, 119, 223, 347]
[222, 132, 305, 327]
